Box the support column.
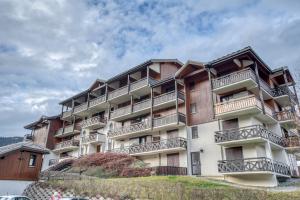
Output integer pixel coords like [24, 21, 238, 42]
[87, 92, 90, 108]
[105, 84, 108, 101]
[175, 80, 179, 125]
[207, 68, 216, 119]
[283, 69, 293, 105]
[128, 74, 131, 92]
[71, 99, 75, 113]
[147, 65, 150, 84]
[108, 103, 111, 120]
[292, 84, 299, 105]
[150, 87, 154, 130]
[130, 95, 134, 113]
[254, 62, 266, 114]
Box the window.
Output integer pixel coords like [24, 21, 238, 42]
[189, 81, 195, 91]
[190, 103, 197, 114]
[29, 154, 37, 167]
[191, 126, 198, 139]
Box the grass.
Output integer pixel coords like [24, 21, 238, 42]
[47, 176, 300, 200]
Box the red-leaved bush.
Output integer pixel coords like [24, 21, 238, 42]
[72, 152, 150, 177]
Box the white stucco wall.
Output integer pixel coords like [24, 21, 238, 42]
[0, 180, 33, 195]
[42, 151, 58, 171]
[188, 120, 222, 176]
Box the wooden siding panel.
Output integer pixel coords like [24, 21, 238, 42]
[0, 150, 43, 181]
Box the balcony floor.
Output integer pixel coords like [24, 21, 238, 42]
[53, 146, 79, 153]
[152, 121, 185, 132]
[215, 106, 262, 120]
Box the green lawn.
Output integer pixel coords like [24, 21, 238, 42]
[48, 176, 300, 200]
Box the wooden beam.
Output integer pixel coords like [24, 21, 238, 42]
[208, 69, 215, 119]
[254, 62, 266, 114]
[175, 80, 179, 125]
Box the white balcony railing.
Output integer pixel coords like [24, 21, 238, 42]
[130, 77, 148, 91]
[62, 110, 72, 119]
[153, 113, 186, 128]
[153, 91, 176, 106]
[108, 120, 151, 138]
[54, 139, 80, 150]
[82, 133, 106, 144]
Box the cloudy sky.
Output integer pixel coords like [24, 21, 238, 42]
[0, 0, 300, 137]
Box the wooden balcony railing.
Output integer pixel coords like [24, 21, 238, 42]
[111, 105, 131, 119]
[108, 120, 151, 138]
[153, 91, 176, 106]
[73, 102, 88, 114]
[274, 110, 299, 122]
[82, 133, 106, 144]
[215, 95, 261, 115]
[212, 69, 256, 89]
[153, 113, 186, 128]
[133, 99, 151, 112]
[151, 166, 187, 176]
[108, 85, 129, 100]
[111, 137, 187, 155]
[218, 157, 290, 176]
[54, 139, 79, 150]
[56, 124, 80, 137]
[284, 136, 300, 148]
[81, 116, 106, 129]
[62, 110, 72, 119]
[215, 125, 285, 146]
[89, 94, 106, 108]
[130, 77, 148, 91]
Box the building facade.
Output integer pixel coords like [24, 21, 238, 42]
[26, 47, 300, 187]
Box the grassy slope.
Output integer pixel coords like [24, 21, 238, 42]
[48, 176, 300, 200]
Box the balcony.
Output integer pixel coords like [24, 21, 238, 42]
[215, 95, 262, 119]
[153, 91, 184, 111]
[272, 86, 298, 105]
[82, 133, 106, 144]
[218, 157, 290, 177]
[81, 116, 106, 130]
[151, 166, 187, 176]
[73, 102, 88, 116]
[284, 136, 300, 152]
[108, 85, 129, 103]
[53, 139, 80, 153]
[112, 137, 187, 156]
[215, 125, 285, 147]
[55, 124, 81, 138]
[212, 69, 257, 94]
[274, 110, 300, 128]
[153, 113, 186, 131]
[61, 110, 72, 120]
[108, 120, 152, 139]
[110, 105, 132, 120]
[89, 95, 107, 110]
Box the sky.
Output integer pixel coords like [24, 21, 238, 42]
[0, 0, 300, 137]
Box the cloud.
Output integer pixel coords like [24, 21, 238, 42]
[0, 0, 299, 136]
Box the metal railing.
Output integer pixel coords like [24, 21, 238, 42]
[82, 133, 106, 144]
[133, 99, 151, 112]
[212, 69, 256, 89]
[153, 113, 186, 128]
[89, 94, 106, 108]
[108, 85, 129, 100]
[111, 137, 187, 155]
[259, 79, 273, 95]
[81, 116, 106, 129]
[215, 125, 285, 146]
[272, 86, 297, 102]
[215, 95, 261, 115]
[108, 120, 151, 138]
[111, 105, 132, 119]
[54, 139, 80, 150]
[218, 157, 290, 176]
[56, 124, 80, 136]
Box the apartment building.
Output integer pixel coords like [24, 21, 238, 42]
[174, 47, 300, 187]
[25, 47, 300, 187]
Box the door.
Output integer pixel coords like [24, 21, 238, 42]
[96, 144, 101, 152]
[225, 147, 243, 172]
[191, 152, 201, 175]
[167, 153, 179, 167]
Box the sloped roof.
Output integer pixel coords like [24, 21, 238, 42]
[0, 141, 49, 157]
[175, 60, 205, 79]
[24, 115, 60, 130]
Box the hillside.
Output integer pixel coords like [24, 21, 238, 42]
[0, 136, 23, 147]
